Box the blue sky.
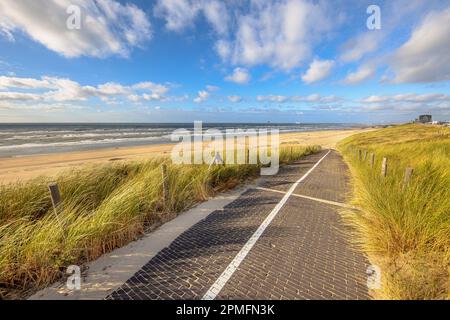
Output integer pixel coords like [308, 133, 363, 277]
[0, 0, 449, 123]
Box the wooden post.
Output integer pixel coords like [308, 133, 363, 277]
[48, 183, 62, 214]
[381, 157, 387, 177]
[363, 151, 367, 161]
[161, 164, 168, 207]
[246, 147, 249, 164]
[403, 167, 414, 188]
[358, 150, 362, 161]
[48, 183, 65, 232]
[290, 146, 293, 159]
[370, 153, 375, 168]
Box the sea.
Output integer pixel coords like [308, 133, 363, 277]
[0, 123, 363, 158]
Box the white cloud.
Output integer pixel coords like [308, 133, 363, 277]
[157, 0, 332, 71]
[360, 93, 450, 104]
[127, 94, 140, 102]
[193, 90, 210, 103]
[257, 94, 340, 104]
[340, 33, 381, 63]
[142, 93, 164, 101]
[225, 67, 251, 84]
[206, 85, 220, 92]
[0, 75, 169, 103]
[257, 95, 288, 103]
[228, 95, 242, 103]
[360, 95, 390, 103]
[133, 82, 169, 95]
[0, 92, 40, 101]
[301, 59, 334, 84]
[393, 93, 450, 102]
[155, 0, 228, 34]
[343, 65, 376, 84]
[390, 8, 450, 83]
[222, 0, 331, 70]
[0, 75, 54, 89]
[201, 1, 229, 35]
[0, 0, 151, 58]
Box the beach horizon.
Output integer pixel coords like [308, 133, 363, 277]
[0, 127, 370, 184]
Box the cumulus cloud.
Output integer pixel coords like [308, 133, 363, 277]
[301, 59, 334, 84]
[257, 95, 288, 103]
[193, 90, 210, 103]
[222, 0, 331, 70]
[225, 67, 251, 84]
[0, 92, 40, 101]
[0, 0, 151, 58]
[157, 0, 332, 71]
[132, 82, 169, 95]
[390, 8, 450, 83]
[0, 75, 169, 103]
[206, 85, 220, 92]
[343, 65, 376, 84]
[228, 95, 242, 103]
[360, 93, 450, 104]
[339, 32, 382, 63]
[0, 76, 53, 89]
[257, 94, 340, 104]
[155, 0, 228, 34]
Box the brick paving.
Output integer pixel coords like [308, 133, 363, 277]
[106, 150, 370, 300]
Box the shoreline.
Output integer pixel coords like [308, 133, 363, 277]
[0, 128, 370, 184]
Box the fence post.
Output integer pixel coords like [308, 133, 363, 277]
[363, 151, 367, 161]
[246, 147, 250, 164]
[161, 164, 168, 208]
[358, 150, 362, 161]
[48, 183, 62, 214]
[381, 157, 388, 177]
[48, 183, 65, 232]
[403, 167, 414, 188]
[370, 153, 375, 168]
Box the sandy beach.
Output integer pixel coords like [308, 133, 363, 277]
[0, 129, 369, 184]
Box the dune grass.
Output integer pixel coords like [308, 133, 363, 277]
[338, 124, 449, 299]
[0, 144, 321, 299]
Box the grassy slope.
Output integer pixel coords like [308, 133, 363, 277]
[338, 124, 449, 299]
[0, 145, 321, 299]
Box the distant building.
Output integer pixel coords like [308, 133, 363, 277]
[417, 114, 432, 123]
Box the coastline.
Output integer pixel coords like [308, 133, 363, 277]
[0, 128, 369, 184]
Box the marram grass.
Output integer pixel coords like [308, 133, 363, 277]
[0, 145, 321, 299]
[338, 124, 449, 300]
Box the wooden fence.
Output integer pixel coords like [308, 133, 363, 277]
[350, 147, 414, 188]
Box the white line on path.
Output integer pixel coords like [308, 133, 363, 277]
[255, 186, 360, 210]
[202, 150, 331, 300]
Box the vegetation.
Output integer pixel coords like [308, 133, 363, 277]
[0, 144, 321, 299]
[338, 124, 449, 300]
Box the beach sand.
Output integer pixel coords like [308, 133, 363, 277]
[0, 129, 369, 184]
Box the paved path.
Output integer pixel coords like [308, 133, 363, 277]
[106, 150, 370, 300]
